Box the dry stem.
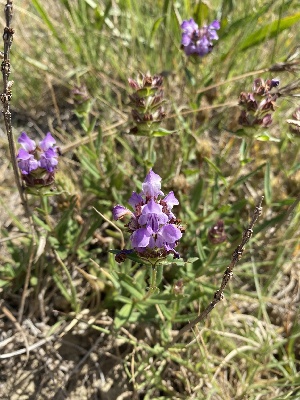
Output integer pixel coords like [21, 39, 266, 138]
[172, 196, 264, 344]
[1, 0, 36, 323]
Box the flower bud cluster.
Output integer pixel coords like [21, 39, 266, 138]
[71, 84, 91, 119]
[238, 78, 280, 128]
[180, 19, 220, 57]
[128, 73, 166, 136]
[288, 107, 300, 135]
[207, 220, 227, 245]
[113, 170, 184, 262]
[16, 132, 59, 188]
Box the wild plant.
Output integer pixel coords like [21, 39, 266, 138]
[1, 1, 300, 399]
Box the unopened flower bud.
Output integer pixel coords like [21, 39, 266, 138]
[208, 220, 227, 244]
[238, 78, 279, 128]
[173, 279, 184, 296]
[127, 73, 166, 136]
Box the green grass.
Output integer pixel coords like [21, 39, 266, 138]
[0, 0, 300, 398]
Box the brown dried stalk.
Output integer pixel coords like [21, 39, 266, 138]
[1, 0, 32, 219]
[1, 1, 36, 323]
[172, 196, 264, 344]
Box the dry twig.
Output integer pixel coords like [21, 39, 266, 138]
[172, 196, 264, 344]
[1, 1, 36, 323]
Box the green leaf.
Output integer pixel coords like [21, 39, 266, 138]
[152, 128, 177, 137]
[255, 133, 280, 142]
[203, 157, 228, 187]
[264, 161, 272, 205]
[193, 2, 209, 27]
[31, 0, 66, 52]
[79, 147, 101, 179]
[239, 12, 300, 51]
[118, 273, 144, 300]
[233, 163, 266, 187]
[52, 272, 72, 303]
[150, 17, 164, 45]
[83, 0, 97, 8]
[23, 56, 49, 71]
[144, 293, 183, 305]
[196, 238, 207, 262]
[232, 129, 251, 138]
[0, 280, 9, 288]
[190, 178, 203, 210]
[32, 215, 52, 232]
[184, 67, 196, 86]
[114, 303, 133, 329]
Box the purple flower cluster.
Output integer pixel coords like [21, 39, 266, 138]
[113, 170, 183, 261]
[181, 18, 220, 57]
[17, 132, 59, 187]
[238, 78, 280, 128]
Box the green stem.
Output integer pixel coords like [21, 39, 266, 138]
[150, 265, 157, 292]
[147, 136, 155, 166]
[40, 194, 53, 230]
[143, 264, 159, 300]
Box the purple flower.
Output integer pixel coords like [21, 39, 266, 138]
[112, 169, 183, 261]
[141, 169, 164, 198]
[18, 132, 36, 152]
[39, 148, 58, 172]
[112, 205, 133, 220]
[17, 149, 39, 175]
[138, 199, 168, 232]
[181, 18, 220, 57]
[40, 132, 57, 151]
[16, 131, 59, 188]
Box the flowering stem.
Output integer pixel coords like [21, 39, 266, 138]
[143, 264, 159, 299]
[40, 194, 53, 230]
[149, 265, 158, 293]
[147, 137, 155, 166]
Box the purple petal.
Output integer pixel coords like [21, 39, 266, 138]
[209, 20, 220, 30]
[138, 199, 168, 231]
[131, 227, 152, 248]
[181, 19, 198, 33]
[17, 149, 39, 174]
[40, 132, 56, 151]
[159, 224, 182, 243]
[18, 132, 36, 152]
[270, 79, 280, 88]
[163, 191, 179, 209]
[128, 192, 144, 208]
[142, 169, 164, 198]
[184, 44, 197, 55]
[112, 205, 133, 220]
[141, 199, 163, 215]
[208, 30, 219, 41]
[181, 33, 192, 46]
[39, 148, 58, 172]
